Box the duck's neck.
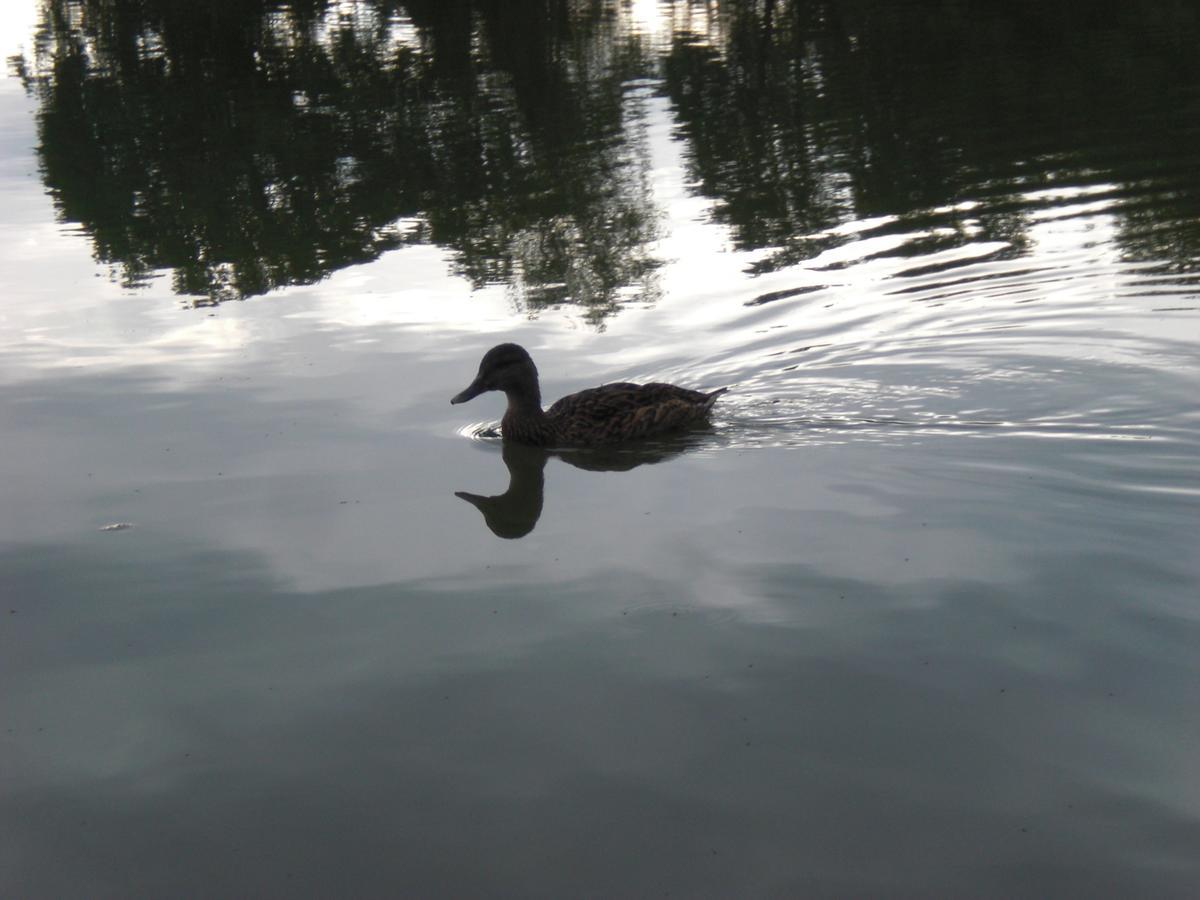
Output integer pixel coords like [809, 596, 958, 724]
[501, 386, 555, 445]
[504, 384, 543, 416]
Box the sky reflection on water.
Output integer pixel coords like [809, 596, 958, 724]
[3, 1, 1200, 897]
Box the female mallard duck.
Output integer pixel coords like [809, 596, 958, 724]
[451, 343, 727, 447]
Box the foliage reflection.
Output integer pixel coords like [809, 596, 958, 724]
[15, 0, 1200, 317]
[18, 0, 660, 318]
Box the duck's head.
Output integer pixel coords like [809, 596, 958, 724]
[451, 343, 541, 406]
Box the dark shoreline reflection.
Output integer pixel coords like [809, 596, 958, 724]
[15, 0, 1200, 320]
[16, 0, 661, 317]
[456, 431, 712, 538]
[661, 0, 1200, 278]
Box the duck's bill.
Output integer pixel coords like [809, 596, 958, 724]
[450, 379, 485, 405]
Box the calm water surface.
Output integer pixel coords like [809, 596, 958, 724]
[2, 2, 1199, 896]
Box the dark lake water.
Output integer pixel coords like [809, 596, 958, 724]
[3, 1, 1199, 896]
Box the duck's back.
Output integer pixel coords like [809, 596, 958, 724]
[547, 382, 724, 444]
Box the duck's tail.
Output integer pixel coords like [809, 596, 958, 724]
[702, 387, 729, 411]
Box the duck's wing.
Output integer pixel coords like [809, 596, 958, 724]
[548, 382, 725, 444]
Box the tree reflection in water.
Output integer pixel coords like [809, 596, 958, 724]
[17, 0, 661, 318]
[662, 0, 1200, 280]
[15, 0, 1200, 318]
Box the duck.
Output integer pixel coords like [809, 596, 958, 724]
[451, 343, 727, 447]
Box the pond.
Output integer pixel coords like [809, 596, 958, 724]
[2, 1, 1199, 896]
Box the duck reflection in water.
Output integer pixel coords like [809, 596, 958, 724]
[455, 433, 714, 539]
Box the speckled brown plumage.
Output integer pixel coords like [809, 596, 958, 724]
[451, 343, 726, 447]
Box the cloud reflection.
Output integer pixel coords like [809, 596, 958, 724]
[4, 533, 1199, 896]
